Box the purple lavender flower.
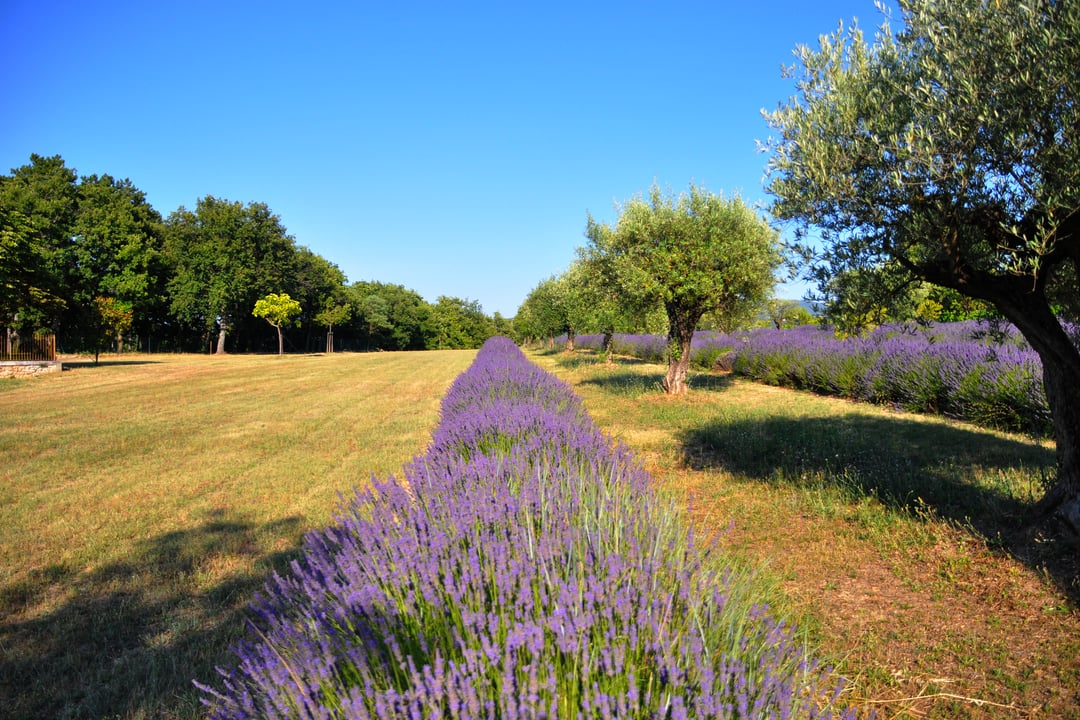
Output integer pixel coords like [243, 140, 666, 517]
[198, 336, 855, 719]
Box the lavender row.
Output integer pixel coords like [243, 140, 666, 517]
[570, 323, 1050, 434]
[198, 336, 852, 718]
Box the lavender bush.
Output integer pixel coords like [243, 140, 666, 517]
[198, 336, 853, 719]
[570, 322, 1051, 435]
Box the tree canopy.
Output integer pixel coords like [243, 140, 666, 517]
[430, 296, 496, 350]
[763, 0, 1080, 528]
[583, 183, 780, 393]
[166, 197, 303, 354]
[253, 293, 303, 355]
[0, 153, 506, 355]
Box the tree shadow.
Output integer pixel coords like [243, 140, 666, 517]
[679, 412, 1080, 603]
[62, 359, 161, 369]
[580, 369, 736, 396]
[0, 508, 306, 719]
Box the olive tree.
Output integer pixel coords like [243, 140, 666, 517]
[577, 229, 657, 360]
[583, 183, 780, 394]
[762, 0, 1080, 528]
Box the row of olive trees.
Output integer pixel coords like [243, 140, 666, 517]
[523, 0, 1079, 530]
[519, 184, 783, 395]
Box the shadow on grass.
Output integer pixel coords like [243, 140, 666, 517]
[62, 359, 162, 369]
[679, 412, 1080, 603]
[0, 509, 305, 719]
[580, 369, 736, 396]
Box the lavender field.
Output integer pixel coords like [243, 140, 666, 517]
[199, 337, 853, 719]
[570, 321, 1053, 436]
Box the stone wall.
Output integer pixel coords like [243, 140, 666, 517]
[0, 361, 62, 379]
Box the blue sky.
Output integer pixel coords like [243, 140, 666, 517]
[1, 1, 885, 317]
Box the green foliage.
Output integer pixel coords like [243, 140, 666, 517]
[491, 311, 514, 339]
[0, 205, 65, 333]
[314, 302, 351, 331]
[515, 275, 567, 346]
[763, 0, 1080, 516]
[252, 293, 302, 329]
[582, 183, 780, 392]
[74, 175, 167, 315]
[345, 281, 433, 350]
[92, 296, 134, 358]
[763, 0, 1080, 327]
[575, 232, 656, 340]
[0, 157, 170, 347]
[166, 197, 299, 352]
[289, 247, 348, 334]
[764, 298, 816, 330]
[0, 154, 79, 333]
[253, 292, 302, 355]
[429, 295, 495, 349]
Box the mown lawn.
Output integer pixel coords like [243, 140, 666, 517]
[0, 350, 474, 720]
[4, 347, 1079, 719]
[531, 348, 1080, 719]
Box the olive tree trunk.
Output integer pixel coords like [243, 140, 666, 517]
[995, 292, 1080, 532]
[662, 304, 700, 395]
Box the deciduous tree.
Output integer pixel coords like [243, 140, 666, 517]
[314, 302, 351, 353]
[253, 293, 302, 355]
[166, 197, 297, 354]
[73, 174, 167, 348]
[92, 296, 133, 362]
[344, 281, 432, 350]
[430, 296, 495, 350]
[0, 154, 78, 335]
[763, 0, 1080, 528]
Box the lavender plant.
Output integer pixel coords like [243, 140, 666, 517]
[198, 336, 853, 719]
[571, 322, 1050, 435]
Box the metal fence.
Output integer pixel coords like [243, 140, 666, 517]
[0, 333, 57, 361]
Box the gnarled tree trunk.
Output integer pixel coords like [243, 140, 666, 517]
[994, 290, 1080, 532]
[662, 303, 699, 395]
[602, 329, 615, 364]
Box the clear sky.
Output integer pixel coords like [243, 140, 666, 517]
[1, 1, 886, 317]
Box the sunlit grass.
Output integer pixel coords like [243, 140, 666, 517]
[531, 348, 1080, 719]
[0, 350, 474, 719]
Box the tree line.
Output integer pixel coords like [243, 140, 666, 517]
[0, 154, 507, 354]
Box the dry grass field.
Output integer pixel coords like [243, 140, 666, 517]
[3, 347, 1079, 719]
[0, 350, 474, 719]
